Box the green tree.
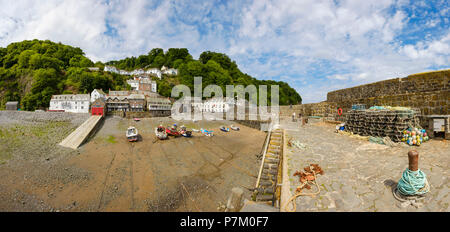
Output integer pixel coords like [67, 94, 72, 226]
[153, 55, 166, 68]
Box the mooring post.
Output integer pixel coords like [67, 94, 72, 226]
[225, 187, 244, 212]
[408, 150, 419, 171]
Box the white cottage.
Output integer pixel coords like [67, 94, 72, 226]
[49, 94, 90, 113]
[119, 70, 131, 76]
[91, 89, 106, 103]
[162, 68, 178, 76]
[104, 66, 119, 73]
[145, 68, 162, 79]
[127, 79, 140, 91]
[177, 96, 203, 113]
[203, 97, 235, 113]
[130, 69, 145, 76]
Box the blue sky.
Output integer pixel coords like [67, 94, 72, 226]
[0, 0, 449, 103]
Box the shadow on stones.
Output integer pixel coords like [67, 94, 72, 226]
[383, 179, 398, 192]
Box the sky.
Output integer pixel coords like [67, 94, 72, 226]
[0, 0, 449, 103]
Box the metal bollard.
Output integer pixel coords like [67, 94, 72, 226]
[408, 150, 419, 171]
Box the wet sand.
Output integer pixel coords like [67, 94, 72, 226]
[0, 116, 266, 211]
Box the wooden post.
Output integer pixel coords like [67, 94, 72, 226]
[408, 150, 419, 171]
[225, 187, 244, 212]
[428, 118, 434, 139]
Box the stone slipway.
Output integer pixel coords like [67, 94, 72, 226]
[59, 115, 102, 149]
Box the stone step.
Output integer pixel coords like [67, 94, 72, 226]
[263, 163, 278, 170]
[263, 169, 278, 175]
[264, 158, 279, 164]
[240, 200, 279, 212]
[256, 194, 274, 202]
[260, 174, 276, 181]
[259, 180, 273, 187]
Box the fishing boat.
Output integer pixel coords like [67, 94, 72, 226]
[126, 126, 139, 142]
[133, 118, 140, 122]
[155, 125, 168, 140]
[220, 126, 230, 132]
[180, 125, 192, 137]
[192, 128, 200, 133]
[230, 125, 240, 131]
[166, 124, 181, 137]
[201, 128, 214, 136]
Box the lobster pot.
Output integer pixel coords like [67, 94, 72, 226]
[344, 108, 420, 142]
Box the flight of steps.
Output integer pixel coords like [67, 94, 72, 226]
[253, 129, 283, 205]
[59, 115, 102, 149]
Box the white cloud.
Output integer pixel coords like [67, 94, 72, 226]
[0, 0, 449, 103]
[327, 74, 348, 80]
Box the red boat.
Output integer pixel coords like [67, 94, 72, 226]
[166, 124, 180, 137]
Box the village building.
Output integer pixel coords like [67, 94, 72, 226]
[49, 94, 90, 113]
[177, 96, 203, 113]
[141, 79, 157, 93]
[203, 97, 235, 113]
[104, 65, 119, 73]
[105, 95, 129, 112]
[91, 98, 106, 117]
[119, 70, 131, 76]
[133, 90, 160, 98]
[127, 79, 140, 91]
[5, 101, 18, 111]
[87, 67, 99, 72]
[126, 77, 157, 93]
[128, 94, 146, 112]
[147, 96, 172, 117]
[109, 90, 130, 96]
[103, 65, 173, 80]
[145, 68, 162, 79]
[130, 69, 145, 76]
[91, 89, 106, 103]
[161, 66, 178, 76]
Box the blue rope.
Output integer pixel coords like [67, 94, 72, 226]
[397, 168, 429, 196]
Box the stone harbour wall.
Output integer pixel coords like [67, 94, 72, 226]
[327, 70, 449, 103]
[279, 102, 338, 118]
[280, 70, 449, 119]
[335, 90, 449, 116]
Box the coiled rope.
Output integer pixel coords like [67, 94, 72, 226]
[283, 169, 321, 212]
[397, 168, 430, 196]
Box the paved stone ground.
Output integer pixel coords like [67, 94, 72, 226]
[280, 118, 449, 212]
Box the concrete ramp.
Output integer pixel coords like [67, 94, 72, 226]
[59, 115, 103, 149]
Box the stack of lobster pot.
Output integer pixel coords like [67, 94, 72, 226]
[345, 108, 420, 142]
[253, 129, 283, 205]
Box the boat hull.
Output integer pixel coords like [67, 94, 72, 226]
[126, 127, 139, 142]
[155, 127, 168, 140]
[166, 128, 180, 137]
[128, 136, 138, 142]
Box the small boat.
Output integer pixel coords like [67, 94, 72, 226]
[201, 128, 214, 136]
[192, 129, 200, 133]
[220, 126, 230, 132]
[230, 125, 240, 131]
[126, 126, 139, 142]
[155, 125, 168, 140]
[180, 125, 192, 137]
[133, 118, 140, 121]
[166, 124, 181, 137]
